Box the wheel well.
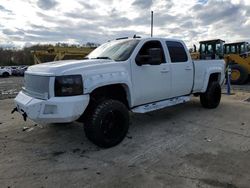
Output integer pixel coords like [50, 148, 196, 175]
[2, 72, 10, 76]
[194, 73, 221, 96]
[209, 73, 220, 84]
[77, 84, 129, 123]
[90, 84, 129, 107]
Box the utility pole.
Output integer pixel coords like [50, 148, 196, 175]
[151, 11, 153, 37]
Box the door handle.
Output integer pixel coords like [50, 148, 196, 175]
[161, 71, 169, 73]
[185, 66, 192, 70]
[161, 68, 169, 73]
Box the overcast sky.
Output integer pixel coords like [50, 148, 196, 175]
[0, 0, 250, 48]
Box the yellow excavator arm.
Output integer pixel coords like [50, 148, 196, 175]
[32, 46, 94, 64]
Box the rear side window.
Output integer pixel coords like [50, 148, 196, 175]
[166, 41, 188, 63]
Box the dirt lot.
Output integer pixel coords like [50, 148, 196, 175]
[1, 77, 250, 188]
[0, 77, 24, 100]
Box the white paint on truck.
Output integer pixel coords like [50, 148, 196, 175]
[14, 37, 225, 124]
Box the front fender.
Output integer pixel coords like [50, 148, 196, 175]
[83, 71, 133, 106]
[84, 71, 131, 92]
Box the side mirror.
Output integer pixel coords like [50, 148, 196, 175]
[135, 48, 162, 66]
[135, 55, 142, 66]
[135, 54, 152, 66]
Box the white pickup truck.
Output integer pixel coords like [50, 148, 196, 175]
[13, 37, 225, 148]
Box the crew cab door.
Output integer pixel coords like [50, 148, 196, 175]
[165, 41, 194, 97]
[131, 40, 171, 106]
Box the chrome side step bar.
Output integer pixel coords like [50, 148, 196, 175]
[132, 96, 190, 113]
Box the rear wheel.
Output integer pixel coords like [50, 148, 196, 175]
[230, 64, 248, 85]
[84, 99, 129, 148]
[200, 81, 221, 109]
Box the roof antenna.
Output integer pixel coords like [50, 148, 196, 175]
[133, 34, 141, 38]
[151, 11, 153, 37]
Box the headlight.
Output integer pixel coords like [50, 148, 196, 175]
[54, 75, 83, 96]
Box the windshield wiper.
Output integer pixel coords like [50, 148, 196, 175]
[92, 56, 111, 60]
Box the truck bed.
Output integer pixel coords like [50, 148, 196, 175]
[193, 60, 225, 93]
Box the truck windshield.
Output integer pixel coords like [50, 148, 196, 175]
[87, 39, 140, 61]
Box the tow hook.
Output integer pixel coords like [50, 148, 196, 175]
[11, 107, 27, 121]
[11, 107, 18, 114]
[22, 112, 27, 121]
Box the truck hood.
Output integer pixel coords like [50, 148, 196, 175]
[27, 59, 115, 76]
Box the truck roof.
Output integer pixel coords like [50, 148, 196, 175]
[112, 37, 184, 43]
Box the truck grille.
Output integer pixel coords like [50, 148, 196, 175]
[23, 74, 50, 100]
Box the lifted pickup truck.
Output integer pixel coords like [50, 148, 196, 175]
[14, 37, 225, 148]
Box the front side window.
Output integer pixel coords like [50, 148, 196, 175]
[166, 41, 188, 63]
[136, 40, 165, 65]
[87, 39, 140, 61]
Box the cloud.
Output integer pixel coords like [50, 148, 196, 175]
[77, 1, 95, 9]
[192, 1, 244, 25]
[0, 5, 12, 13]
[37, 0, 58, 10]
[0, 0, 250, 48]
[2, 29, 25, 36]
[198, 0, 208, 4]
[132, 0, 153, 9]
[189, 0, 250, 44]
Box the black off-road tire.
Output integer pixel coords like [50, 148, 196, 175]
[2, 72, 9, 77]
[84, 99, 129, 148]
[230, 64, 248, 85]
[200, 81, 221, 109]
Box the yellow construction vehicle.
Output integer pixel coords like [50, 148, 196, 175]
[224, 42, 250, 84]
[32, 46, 94, 64]
[191, 39, 250, 84]
[191, 39, 225, 60]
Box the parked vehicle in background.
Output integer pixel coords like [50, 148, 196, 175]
[14, 37, 225, 148]
[12, 66, 28, 76]
[0, 67, 12, 77]
[224, 42, 250, 85]
[190, 39, 250, 85]
[11, 67, 19, 76]
[19, 66, 28, 76]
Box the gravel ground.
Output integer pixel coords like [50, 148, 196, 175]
[0, 77, 24, 100]
[0, 76, 250, 187]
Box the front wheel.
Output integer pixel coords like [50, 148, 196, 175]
[84, 99, 129, 148]
[200, 81, 221, 109]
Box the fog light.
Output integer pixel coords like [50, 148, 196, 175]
[43, 105, 57, 114]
